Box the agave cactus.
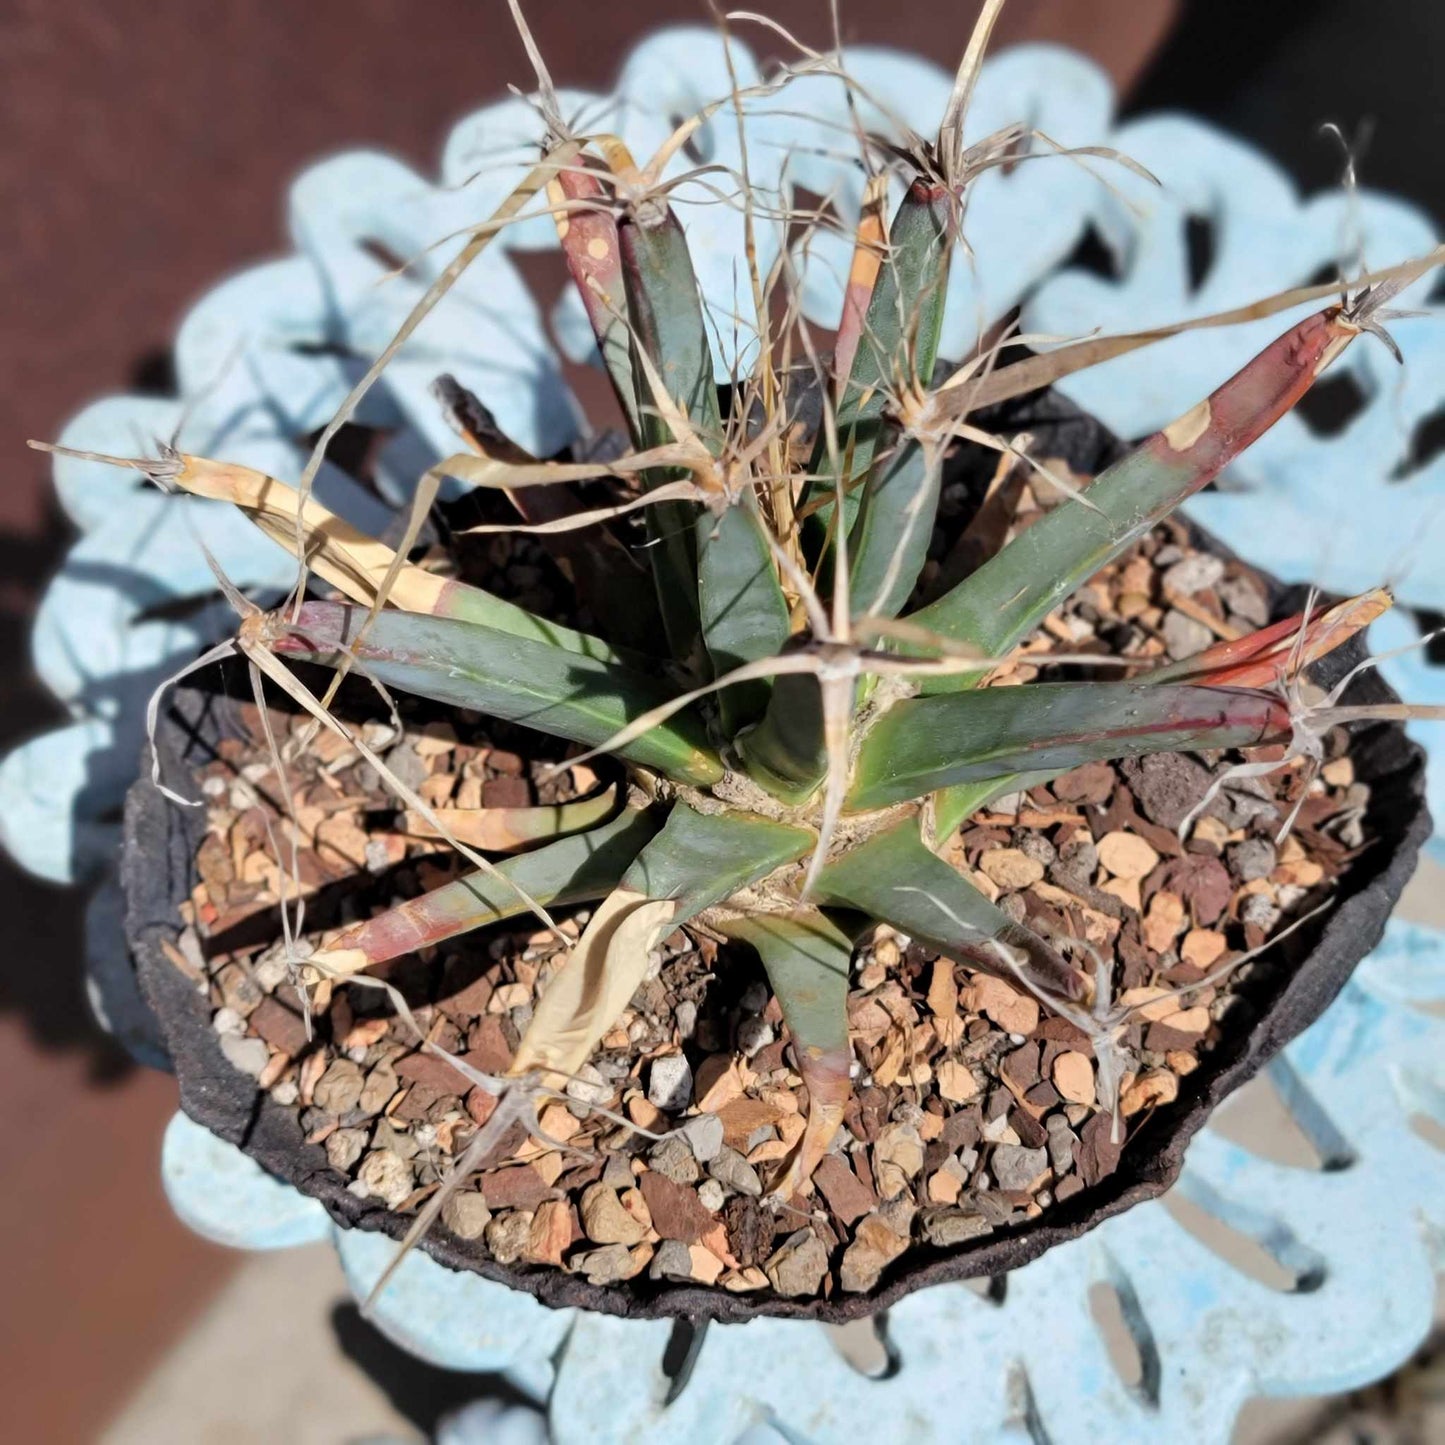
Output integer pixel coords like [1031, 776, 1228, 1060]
[50, 5, 1442, 1249]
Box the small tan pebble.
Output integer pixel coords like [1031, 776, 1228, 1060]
[764, 1230, 830, 1298]
[1117, 590, 1151, 620]
[418, 774, 454, 807]
[777, 1112, 806, 1147]
[524, 1200, 574, 1267]
[1181, 928, 1227, 969]
[693, 1057, 746, 1112]
[313, 1058, 365, 1115]
[747, 1138, 791, 1166]
[219, 1033, 271, 1079]
[1190, 815, 1232, 850]
[1274, 859, 1324, 888]
[441, 1192, 492, 1240]
[256, 1052, 290, 1090]
[532, 1151, 565, 1186]
[298, 1050, 328, 1107]
[856, 959, 887, 990]
[873, 935, 901, 968]
[1166, 1050, 1200, 1076]
[325, 1127, 368, 1173]
[343, 1018, 391, 1052]
[413, 722, 458, 757]
[699, 1221, 732, 1264]
[1122, 1069, 1180, 1115]
[1157, 1006, 1209, 1035]
[1099, 876, 1143, 913]
[627, 1094, 667, 1131]
[489, 983, 531, 1013]
[873, 1122, 925, 1198]
[357, 1061, 398, 1116]
[1142, 891, 1186, 952]
[1097, 831, 1160, 880]
[967, 868, 1001, 903]
[485, 1210, 534, 1265]
[721, 1266, 770, 1292]
[1116, 985, 1176, 1021]
[991, 1144, 1049, 1193]
[981, 1114, 1020, 1146]
[1322, 757, 1355, 788]
[697, 1179, 726, 1211]
[1052, 1051, 1096, 1106]
[936, 1059, 981, 1103]
[839, 1214, 911, 1293]
[315, 814, 370, 869]
[927, 958, 959, 1021]
[927, 1169, 963, 1205]
[535, 1102, 581, 1143]
[917, 1112, 944, 1143]
[572, 1243, 635, 1286]
[686, 1245, 726, 1285]
[979, 848, 1046, 891]
[215, 963, 262, 1016]
[352, 1149, 414, 1209]
[620, 1187, 653, 1232]
[963, 974, 1040, 1036]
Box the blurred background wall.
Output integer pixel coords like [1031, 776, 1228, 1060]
[2, 1, 1440, 1439]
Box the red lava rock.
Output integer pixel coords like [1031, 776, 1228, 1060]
[854, 1086, 891, 1143]
[482, 776, 531, 809]
[394, 1082, 447, 1122]
[1146, 1021, 1208, 1053]
[466, 1015, 514, 1074]
[1116, 924, 1156, 982]
[813, 1154, 879, 1225]
[1009, 1107, 1047, 1149]
[1149, 854, 1233, 925]
[439, 965, 495, 1019]
[1000, 1042, 1042, 1092]
[638, 1170, 715, 1243]
[941, 1106, 983, 1153]
[486, 750, 526, 776]
[1129, 814, 1185, 860]
[396, 1049, 494, 1094]
[751, 1039, 789, 1075]
[1076, 1113, 1124, 1187]
[465, 1086, 498, 1127]
[1055, 1174, 1085, 1202]
[1051, 761, 1115, 805]
[479, 1164, 551, 1211]
[724, 1195, 777, 1267]
[248, 996, 309, 1057]
[1034, 1016, 1094, 1052]
[1122, 753, 1213, 830]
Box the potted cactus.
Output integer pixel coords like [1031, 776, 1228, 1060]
[77, 5, 1439, 1321]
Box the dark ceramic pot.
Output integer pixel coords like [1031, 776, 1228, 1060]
[122, 393, 1430, 1324]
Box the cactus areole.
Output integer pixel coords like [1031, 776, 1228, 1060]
[111, 12, 1438, 1319]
